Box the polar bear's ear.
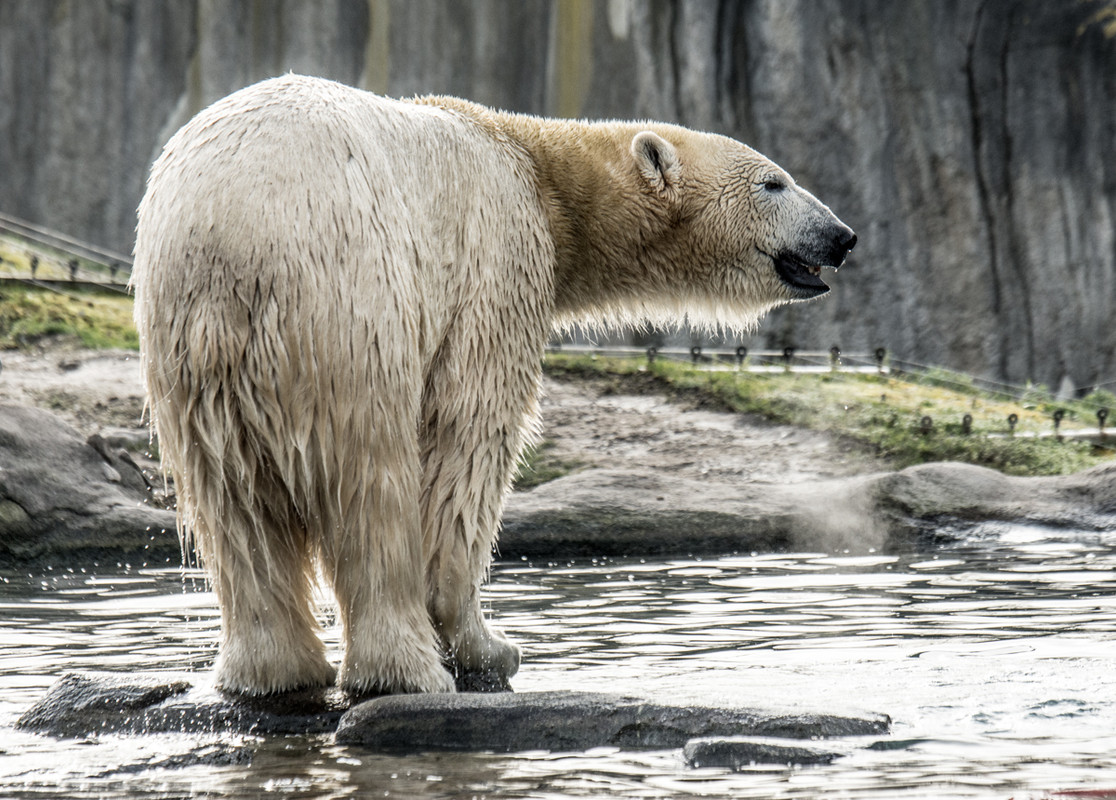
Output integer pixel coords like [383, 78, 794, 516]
[631, 131, 680, 194]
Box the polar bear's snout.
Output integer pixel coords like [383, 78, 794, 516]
[828, 224, 857, 267]
[768, 219, 856, 299]
[801, 217, 856, 271]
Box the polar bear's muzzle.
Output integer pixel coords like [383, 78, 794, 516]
[770, 251, 834, 298]
[765, 224, 856, 300]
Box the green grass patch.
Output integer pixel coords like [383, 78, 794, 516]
[0, 283, 137, 350]
[544, 353, 1115, 477]
[514, 439, 585, 490]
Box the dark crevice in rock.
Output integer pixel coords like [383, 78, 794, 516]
[965, 2, 1001, 318]
[997, 7, 1036, 383]
[666, 0, 683, 121]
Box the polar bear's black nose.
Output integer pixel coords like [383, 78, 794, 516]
[824, 225, 856, 267]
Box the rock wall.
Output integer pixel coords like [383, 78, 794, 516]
[1, 0, 1114, 390]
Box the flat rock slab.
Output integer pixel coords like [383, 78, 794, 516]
[335, 691, 890, 752]
[19, 674, 890, 757]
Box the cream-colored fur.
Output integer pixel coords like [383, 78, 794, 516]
[132, 75, 853, 696]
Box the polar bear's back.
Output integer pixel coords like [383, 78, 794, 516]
[136, 76, 500, 293]
[134, 75, 548, 375]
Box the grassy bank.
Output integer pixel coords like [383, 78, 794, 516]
[544, 353, 1116, 477]
[0, 283, 137, 350]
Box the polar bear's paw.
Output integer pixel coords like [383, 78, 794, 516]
[339, 634, 455, 696]
[215, 631, 336, 696]
[446, 619, 521, 682]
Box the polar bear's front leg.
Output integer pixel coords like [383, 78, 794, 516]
[428, 564, 522, 683]
[421, 456, 524, 684]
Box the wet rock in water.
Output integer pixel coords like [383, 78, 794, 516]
[500, 462, 1116, 557]
[16, 673, 192, 737]
[16, 673, 350, 738]
[97, 743, 253, 776]
[683, 736, 842, 769]
[0, 405, 179, 564]
[334, 691, 890, 752]
[501, 469, 817, 557]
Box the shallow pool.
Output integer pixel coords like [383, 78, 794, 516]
[2, 522, 1116, 798]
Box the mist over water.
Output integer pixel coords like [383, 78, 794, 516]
[2, 522, 1115, 799]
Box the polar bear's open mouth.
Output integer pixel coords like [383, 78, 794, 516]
[764, 250, 833, 298]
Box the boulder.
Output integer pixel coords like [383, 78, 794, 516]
[4, 397, 1114, 565]
[499, 462, 1116, 558]
[869, 461, 1116, 527]
[0, 404, 178, 564]
[16, 673, 349, 738]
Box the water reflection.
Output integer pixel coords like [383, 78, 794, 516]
[1, 522, 1115, 798]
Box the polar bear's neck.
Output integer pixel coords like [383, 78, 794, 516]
[503, 115, 688, 323]
[419, 96, 687, 326]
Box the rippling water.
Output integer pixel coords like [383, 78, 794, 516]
[2, 522, 1116, 798]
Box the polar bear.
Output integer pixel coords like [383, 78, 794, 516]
[132, 75, 854, 696]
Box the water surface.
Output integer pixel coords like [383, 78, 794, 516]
[2, 522, 1115, 799]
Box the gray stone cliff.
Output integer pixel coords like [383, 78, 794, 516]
[2, 0, 1114, 390]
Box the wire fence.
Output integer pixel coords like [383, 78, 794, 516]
[0, 211, 132, 290]
[545, 342, 1115, 446]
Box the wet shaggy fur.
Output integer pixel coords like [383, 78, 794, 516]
[132, 75, 854, 696]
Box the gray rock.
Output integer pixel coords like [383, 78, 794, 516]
[335, 691, 890, 752]
[16, 673, 350, 738]
[0, 404, 178, 564]
[501, 469, 800, 557]
[99, 743, 253, 775]
[870, 461, 1116, 526]
[500, 462, 1116, 558]
[4, 398, 1112, 566]
[97, 426, 152, 453]
[18, 674, 890, 752]
[16, 673, 192, 737]
[683, 736, 842, 768]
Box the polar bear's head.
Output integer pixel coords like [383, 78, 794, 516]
[629, 128, 856, 320]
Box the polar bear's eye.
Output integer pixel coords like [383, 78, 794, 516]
[762, 178, 786, 192]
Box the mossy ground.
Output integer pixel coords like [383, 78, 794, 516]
[513, 440, 586, 490]
[0, 283, 137, 351]
[544, 353, 1116, 477]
